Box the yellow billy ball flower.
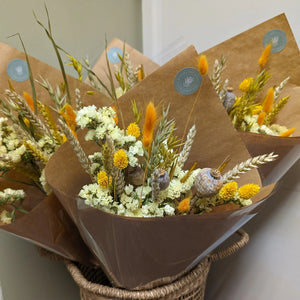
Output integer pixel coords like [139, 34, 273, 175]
[113, 149, 128, 169]
[126, 122, 140, 138]
[97, 170, 112, 189]
[219, 181, 238, 201]
[238, 184, 260, 200]
[177, 197, 190, 213]
[239, 77, 253, 92]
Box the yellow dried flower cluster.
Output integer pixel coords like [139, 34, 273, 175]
[113, 149, 128, 169]
[219, 181, 238, 201]
[239, 77, 253, 92]
[97, 171, 112, 189]
[238, 184, 260, 200]
[126, 122, 140, 138]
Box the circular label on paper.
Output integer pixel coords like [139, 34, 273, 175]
[263, 29, 287, 53]
[107, 47, 123, 63]
[174, 67, 202, 95]
[7, 59, 29, 82]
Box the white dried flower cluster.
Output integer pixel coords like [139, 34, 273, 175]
[37, 135, 56, 155]
[79, 177, 178, 217]
[242, 115, 288, 136]
[79, 161, 200, 217]
[40, 169, 52, 196]
[76, 105, 136, 147]
[160, 168, 200, 201]
[0, 188, 25, 204]
[0, 118, 26, 168]
[0, 209, 12, 224]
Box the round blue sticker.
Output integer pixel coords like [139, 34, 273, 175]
[107, 47, 123, 63]
[174, 67, 202, 95]
[263, 29, 287, 53]
[7, 59, 29, 82]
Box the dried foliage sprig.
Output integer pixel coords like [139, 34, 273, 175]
[75, 88, 83, 111]
[5, 90, 50, 136]
[23, 139, 49, 165]
[177, 125, 196, 169]
[210, 56, 227, 97]
[223, 152, 278, 182]
[58, 118, 93, 179]
[36, 77, 66, 110]
[264, 96, 290, 126]
[274, 77, 290, 101]
[147, 106, 175, 175]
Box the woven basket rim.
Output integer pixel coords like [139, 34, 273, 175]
[65, 256, 211, 299]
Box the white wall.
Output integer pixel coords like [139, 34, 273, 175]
[0, 1, 141, 299]
[142, 0, 300, 64]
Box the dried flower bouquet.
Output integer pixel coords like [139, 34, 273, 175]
[203, 13, 300, 184]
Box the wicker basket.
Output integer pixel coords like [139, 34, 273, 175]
[61, 230, 249, 300]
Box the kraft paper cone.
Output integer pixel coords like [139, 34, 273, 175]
[0, 172, 96, 265]
[45, 46, 277, 289]
[0, 42, 107, 108]
[203, 13, 300, 185]
[85, 38, 159, 88]
[0, 42, 111, 264]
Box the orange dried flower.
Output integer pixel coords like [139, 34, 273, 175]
[112, 106, 119, 125]
[198, 55, 208, 75]
[279, 127, 296, 137]
[258, 44, 272, 67]
[257, 111, 266, 126]
[142, 102, 157, 148]
[177, 197, 190, 213]
[60, 103, 77, 130]
[262, 87, 274, 114]
[23, 92, 34, 111]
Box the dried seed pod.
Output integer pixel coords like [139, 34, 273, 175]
[127, 166, 144, 186]
[195, 168, 223, 197]
[223, 87, 235, 112]
[157, 168, 170, 191]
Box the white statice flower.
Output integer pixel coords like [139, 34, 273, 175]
[115, 87, 125, 98]
[160, 179, 183, 200]
[270, 124, 288, 135]
[84, 129, 96, 141]
[124, 184, 134, 195]
[108, 127, 125, 145]
[76, 105, 98, 128]
[117, 203, 126, 215]
[141, 202, 164, 217]
[2, 145, 26, 164]
[0, 188, 25, 205]
[78, 183, 113, 208]
[38, 136, 55, 154]
[134, 185, 152, 200]
[0, 210, 12, 224]
[240, 198, 252, 206]
[40, 169, 52, 196]
[163, 204, 175, 216]
[126, 140, 144, 167]
[180, 169, 200, 191]
[120, 193, 139, 212]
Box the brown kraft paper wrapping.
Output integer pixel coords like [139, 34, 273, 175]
[203, 13, 300, 185]
[0, 42, 110, 264]
[45, 45, 277, 289]
[86, 38, 159, 88]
